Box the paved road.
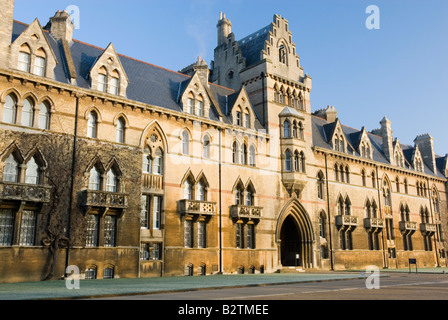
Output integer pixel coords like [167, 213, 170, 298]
[97, 273, 448, 300]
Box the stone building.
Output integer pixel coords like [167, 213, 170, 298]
[0, 0, 446, 283]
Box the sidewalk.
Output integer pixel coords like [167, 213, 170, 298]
[1, 268, 447, 300]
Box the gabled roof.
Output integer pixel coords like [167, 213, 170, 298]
[311, 115, 445, 179]
[237, 24, 271, 68]
[11, 20, 243, 125]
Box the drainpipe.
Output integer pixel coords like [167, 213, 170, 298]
[218, 127, 223, 274]
[260, 72, 267, 130]
[427, 177, 440, 267]
[375, 165, 387, 269]
[65, 92, 81, 274]
[324, 153, 334, 271]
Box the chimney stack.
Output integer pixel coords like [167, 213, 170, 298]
[414, 134, 437, 174]
[380, 117, 394, 163]
[46, 10, 75, 43]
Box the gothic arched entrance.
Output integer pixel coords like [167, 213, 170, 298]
[276, 199, 315, 269]
[280, 216, 301, 266]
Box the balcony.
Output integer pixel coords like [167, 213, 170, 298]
[81, 190, 128, 210]
[178, 199, 216, 217]
[142, 174, 163, 193]
[364, 218, 385, 230]
[230, 205, 263, 221]
[420, 223, 437, 235]
[383, 206, 392, 218]
[0, 182, 51, 203]
[399, 221, 417, 234]
[336, 215, 358, 229]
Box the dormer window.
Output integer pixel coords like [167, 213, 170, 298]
[18, 44, 31, 72]
[33, 48, 46, 77]
[236, 107, 242, 126]
[98, 67, 108, 92]
[109, 70, 120, 95]
[196, 94, 204, 117]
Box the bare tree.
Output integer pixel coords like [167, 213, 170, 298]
[40, 133, 78, 280]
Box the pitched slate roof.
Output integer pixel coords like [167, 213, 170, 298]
[237, 24, 271, 68]
[312, 115, 446, 178]
[12, 20, 246, 125]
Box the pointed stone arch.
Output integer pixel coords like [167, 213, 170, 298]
[139, 120, 169, 153]
[276, 199, 315, 268]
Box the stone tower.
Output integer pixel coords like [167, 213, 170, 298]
[217, 12, 232, 47]
[0, 0, 15, 68]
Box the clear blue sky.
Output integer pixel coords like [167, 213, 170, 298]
[13, 0, 448, 156]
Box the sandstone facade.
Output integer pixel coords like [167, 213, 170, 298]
[0, 1, 446, 283]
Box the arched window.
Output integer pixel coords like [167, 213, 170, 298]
[106, 169, 117, 192]
[97, 67, 107, 92]
[317, 171, 325, 200]
[115, 117, 125, 143]
[153, 148, 163, 175]
[294, 151, 300, 172]
[339, 137, 345, 153]
[249, 146, 256, 167]
[3, 154, 19, 182]
[334, 164, 339, 181]
[283, 120, 291, 138]
[344, 197, 351, 215]
[89, 166, 101, 191]
[187, 92, 194, 114]
[21, 98, 34, 127]
[371, 171, 376, 188]
[243, 109, 250, 128]
[361, 169, 367, 186]
[232, 141, 239, 164]
[142, 149, 151, 174]
[300, 151, 306, 173]
[25, 157, 40, 185]
[109, 69, 120, 95]
[345, 166, 350, 183]
[38, 101, 50, 130]
[184, 180, 193, 200]
[334, 135, 340, 151]
[87, 111, 98, 138]
[234, 182, 244, 205]
[196, 94, 204, 117]
[284, 150, 292, 172]
[337, 196, 344, 215]
[182, 130, 190, 155]
[246, 184, 255, 206]
[203, 135, 211, 159]
[241, 144, 248, 165]
[279, 44, 287, 64]
[197, 180, 206, 201]
[298, 121, 304, 140]
[3, 94, 17, 124]
[33, 48, 46, 77]
[18, 44, 31, 72]
[365, 199, 372, 218]
[235, 106, 242, 126]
